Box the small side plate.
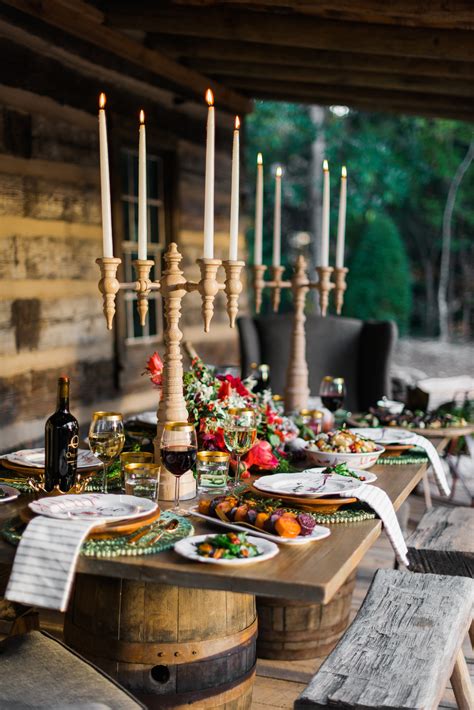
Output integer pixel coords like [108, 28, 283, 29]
[0, 484, 20, 504]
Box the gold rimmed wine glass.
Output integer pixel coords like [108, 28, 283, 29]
[160, 422, 197, 514]
[223, 408, 257, 489]
[88, 412, 125, 493]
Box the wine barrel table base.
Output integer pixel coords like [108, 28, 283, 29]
[256, 571, 356, 660]
[65, 574, 256, 709]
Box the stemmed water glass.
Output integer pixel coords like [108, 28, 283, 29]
[223, 407, 257, 489]
[319, 376, 346, 413]
[160, 422, 197, 514]
[88, 412, 125, 493]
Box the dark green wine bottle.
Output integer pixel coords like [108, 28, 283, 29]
[44, 376, 79, 492]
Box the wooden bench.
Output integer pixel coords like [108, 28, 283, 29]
[406, 505, 474, 578]
[294, 569, 473, 709]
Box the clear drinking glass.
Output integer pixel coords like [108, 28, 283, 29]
[124, 462, 161, 500]
[160, 422, 197, 514]
[223, 408, 257, 488]
[120, 451, 154, 492]
[88, 412, 125, 493]
[196, 451, 230, 493]
[319, 376, 346, 413]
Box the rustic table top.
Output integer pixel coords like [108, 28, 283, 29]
[0, 438, 449, 605]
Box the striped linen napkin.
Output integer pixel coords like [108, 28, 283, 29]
[342, 484, 409, 566]
[5, 516, 99, 612]
[411, 434, 450, 496]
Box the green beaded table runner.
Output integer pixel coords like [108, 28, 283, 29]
[1, 510, 193, 558]
[0, 469, 122, 493]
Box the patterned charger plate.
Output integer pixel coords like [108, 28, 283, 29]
[1, 510, 193, 558]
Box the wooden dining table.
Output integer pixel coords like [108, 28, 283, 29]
[0, 437, 449, 709]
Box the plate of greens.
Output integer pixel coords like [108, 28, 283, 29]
[174, 532, 279, 566]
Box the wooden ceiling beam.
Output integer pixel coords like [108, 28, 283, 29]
[150, 35, 474, 81]
[240, 88, 474, 123]
[106, 6, 474, 62]
[225, 77, 474, 117]
[1, 0, 251, 115]
[190, 59, 474, 99]
[169, 0, 474, 31]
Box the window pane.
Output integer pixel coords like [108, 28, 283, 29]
[149, 205, 159, 244]
[121, 151, 129, 195]
[148, 157, 158, 199]
[149, 298, 157, 336]
[131, 153, 138, 196]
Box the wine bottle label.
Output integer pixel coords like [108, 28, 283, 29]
[66, 434, 79, 466]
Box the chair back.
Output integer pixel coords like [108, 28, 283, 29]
[237, 314, 397, 412]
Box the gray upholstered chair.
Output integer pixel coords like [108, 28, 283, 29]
[237, 314, 397, 412]
[0, 631, 145, 709]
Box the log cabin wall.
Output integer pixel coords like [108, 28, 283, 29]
[0, 59, 247, 453]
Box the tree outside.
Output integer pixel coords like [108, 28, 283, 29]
[244, 102, 474, 340]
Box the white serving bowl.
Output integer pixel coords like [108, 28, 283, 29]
[304, 444, 385, 470]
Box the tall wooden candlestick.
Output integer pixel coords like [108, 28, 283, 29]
[253, 261, 348, 412]
[97, 243, 244, 500]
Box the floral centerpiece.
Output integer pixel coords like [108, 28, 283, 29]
[144, 353, 297, 475]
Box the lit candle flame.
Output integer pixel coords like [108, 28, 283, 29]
[276, 166, 282, 177]
[235, 115, 240, 130]
[323, 159, 329, 172]
[342, 165, 347, 178]
[99, 92, 106, 109]
[206, 88, 214, 106]
[257, 152, 263, 165]
[139, 109, 145, 125]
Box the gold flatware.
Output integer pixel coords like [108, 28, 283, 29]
[147, 519, 179, 545]
[129, 517, 179, 545]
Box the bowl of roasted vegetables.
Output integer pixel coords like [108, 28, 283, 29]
[174, 531, 279, 565]
[305, 429, 384, 469]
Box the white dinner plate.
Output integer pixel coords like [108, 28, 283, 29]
[0, 484, 20, 504]
[349, 428, 416, 445]
[301, 467, 377, 484]
[3, 448, 101, 471]
[253, 471, 364, 498]
[174, 534, 279, 566]
[29, 493, 157, 522]
[189, 507, 331, 546]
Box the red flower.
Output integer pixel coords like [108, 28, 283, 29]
[244, 440, 279, 471]
[144, 352, 163, 388]
[217, 380, 233, 400]
[217, 374, 251, 398]
[200, 426, 226, 451]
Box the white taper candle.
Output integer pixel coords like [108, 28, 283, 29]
[336, 166, 347, 268]
[321, 159, 330, 267]
[273, 166, 282, 267]
[98, 93, 113, 258]
[203, 89, 215, 259]
[229, 116, 240, 261]
[138, 110, 147, 261]
[254, 152, 263, 265]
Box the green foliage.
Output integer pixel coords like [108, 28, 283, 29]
[344, 213, 411, 333]
[244, 102, 474, 336]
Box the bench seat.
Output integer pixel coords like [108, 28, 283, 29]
[295, 569, 473, 709]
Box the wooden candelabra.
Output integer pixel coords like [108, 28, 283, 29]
[97, 242, 244, 500]
[253, 258, 348, 413]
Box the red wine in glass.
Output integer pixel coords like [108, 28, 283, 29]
[321, 395, 344, 412]
[160, 446, 197, 477]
